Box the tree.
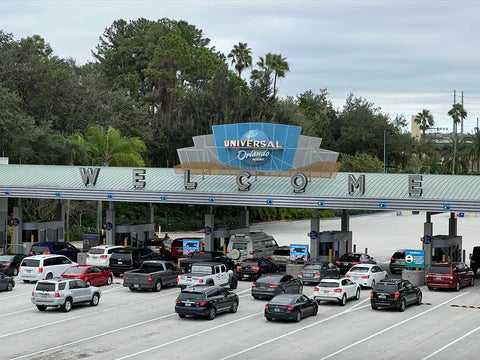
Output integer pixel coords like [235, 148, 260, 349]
[339, 153, 383, 172]
[253, 53, 289, 98]
[465, 129, 480, 172]
[227, 42, 252, 78]
[448, 103, 467, 174]
[414, 109, 434, 136]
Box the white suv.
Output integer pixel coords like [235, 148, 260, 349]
[19, 255, 77, 282]
[86, 245, 123, 267]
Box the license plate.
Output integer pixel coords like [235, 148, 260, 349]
[185, 303, 191, 307]
[118, 261, 122, 264]
[323, 290, 329, 294]
[378, 295, 386, 299]
[134, 284, 139, 288]
[26, 270, 32, 273]
[304, 274, 313, 277]
[274, 308, 280, 312]
[243, 275, 249, 278]
[436, 277, 442, 280]
[41, 293, 48, 297]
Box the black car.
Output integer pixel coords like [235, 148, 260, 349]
[371, 279, 422, 312]
[470, 246, 480, 274]
[297, 261, 341, 284]
[264, 293, 318, 322]
[236, 258, 279, 280]
[175, 285, 239, 320]
[0, 272, 15, 291]
[389, 250, 405, 274]
[0, 254, 27, 276]
[109, 247, 162, 276]
[252, 274, 303, 299]
[335, 252, 376, 274]
[29, 242, 81, 262]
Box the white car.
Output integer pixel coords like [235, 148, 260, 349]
[345, 264, 388, 288]
[313, 277, 360, 306]
[86, 245, 123, 267]
[19, 255, 77, 282]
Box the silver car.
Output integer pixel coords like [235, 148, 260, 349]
[31, 279, 101, 312]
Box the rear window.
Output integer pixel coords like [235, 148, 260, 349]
[64, 268, 84, 274]
[349, 267, 369, 273]
[270, 295, 297, 304]
[191, 253, 213, 260]
[31, 246, 50, 254]
[232, 242, 247, 250]
[22, 259, 40, 267]
[256, 276, 280, 284]
[88, 248, 105, 255]
[374, 283, 398, 292]
[171, 240, 183, 247]
[303, 265, 322, 270]
[340, 254, 361, 261]
[273, 249, 290, 256]
[35, 283, 56, 292]
[0, 255, 14, 263]
[318, 281, 339, 288]
[112, 252, 133, 261]
[178, 292, 204, 301]
[191, 265, 213, 274]
[392, 252, 405, 259]
[428, 265, 452, 274]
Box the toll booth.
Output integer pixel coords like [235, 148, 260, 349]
[430, 235, 462, 262]
[114, 223, 154, 247]
[313, 231, 352, 262]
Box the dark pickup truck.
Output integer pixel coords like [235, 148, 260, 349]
[123, 260, 182, 292]
[178, 251, 235, 273]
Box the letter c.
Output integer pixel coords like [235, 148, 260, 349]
[236, 171, 251, 191]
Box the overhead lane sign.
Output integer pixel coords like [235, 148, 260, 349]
[405, 249, 425, 268]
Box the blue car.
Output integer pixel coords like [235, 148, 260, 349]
[29, 242, 81, 262]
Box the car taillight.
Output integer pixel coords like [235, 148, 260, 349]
[38, 267, 43, 273]
[315, 271, 321, 275]
[335, 260, 340, 264]
[298, 271, 302, 275]
[199, 279, 203, 284]
[3, 263, 10, 267]
[252, 283, 256, 287]
[175, 299, 180, 304]
[176, 277, 180, 283]
[28, 250, 34, 255]
[55, 291, 60, 298]
[269, 284, 278, 288]
[252, 266, 260, 271]
[199, 301, 206, 306]
[287, 305, 294, 311]
[353, 261, 359, 265]
[370, 291, 374, 298]
[147, 275, 153, 282]
[177, 262, 181, 267]
[86, 254, 90, 258]
[394, 291, 400, 299]
[269, 256, 273, 259]
[361, 275, 369, 279]
[264, 304, 269, 310]
[31, 291, 34, 296]
[391, 256, 395, 261]
[345, 274, 350, 278]
[237, 266, 243, 270]
[43, 252, 50, 255]
[333, 288, 342, 293]
[122, 274, 125, 279]
[100, 255, 107, 259]
[249, 251, 254, 255]
[314, 287, 319, 291]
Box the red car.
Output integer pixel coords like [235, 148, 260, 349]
[426, 262, 474, 291]
[61, 265, 113, 286]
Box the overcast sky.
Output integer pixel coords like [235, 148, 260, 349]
[2, 0, 480, 133]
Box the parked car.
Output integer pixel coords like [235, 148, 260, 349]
[31, 278, 101, 312]
[86, 245, 123, 267]
[28, 242, 81, 262]
[389, 250, 406, 274]
[335, 252, 376, 274]
[313, 277, 360, 305]
[175, 285, 239, 320]
[236, 258, 279, 280]
[0, 253, 27, 276]
[345, 264, 388, 288]
[470, 246, 480, 274]
[178, 251, 235, 272]
[269, 246, 291, 269]
[371, 279, 422, 312]
[123, 260, 181, 292]
[61, 265, 113, 286]
[264, 293, 318, 322]
[251, 274, 303, 300]
[19, 255, 77, 282]
[109, 247, 162, 276]
[0, 272, 15, 291]
[297, 261, 341, 284]
[425, 262, 474, 291]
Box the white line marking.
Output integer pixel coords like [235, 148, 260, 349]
[114, 312, 263, 360]
[0, 308, 32, 318]
[422, 324, 480, 359]
[318, 292, 468, 360]
[0, 292, 31, 301]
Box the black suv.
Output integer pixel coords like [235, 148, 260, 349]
[109, 247, 162, 276]
[371, 279, 422, 312]
[175, 285, 239, 320]
[470, 246, 480, 274]
[389, 250, 405, 274]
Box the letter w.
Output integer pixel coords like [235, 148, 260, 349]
[80, 168, 100, 185]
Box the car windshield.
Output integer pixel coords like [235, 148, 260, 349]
[35, 283, 56, 292]
[232, 242, 247, 250]
[0, 255, 14, 263]
[349, 267, 369, 273]
[88, 248, 105, 255]
[112, 252, 132, 260]
[318, 281, 339, 288]
[270, 295, 298, 304]
[428, 266, 451, 274]
[340, 254, 361, 261]
[64, 268, 84, 274]
[178, 291, 204, 300]
[31, 246, 50, 254]
[22, 259, 40, 267]
[374, 283, 398, 292]
[273, 249, 290, 256]
[256, 276, 281, 284]
[191, 265, 212, 274]
[303, 265, 322, 270]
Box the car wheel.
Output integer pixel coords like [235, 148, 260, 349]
[371, 303, 378, 310]
[266, 317, 273, 321]
[129, 287, 137, 291]
[230, 277, 238, 290]
[12, 268, 18, 276]
[355, 288, 361, 300]
[208, 307, 216, 320]
[295, 311, 302, 323]
[90, 293, 100, 306]
[399, 298, 406, 312]
[470, 277, 474, 287]
[340, 294, 347, 306]
[252, 295, 259, 300]
[36, 305, 47, 311]
[312, 304, 318, 316]
[416, 292, 422, 305]
[206, 280, 214, 286]
[62, 298, 73, 312]
[371, 280, 375, 289]
[45, 273, 53, 280]
[428, 287, 433, 291]
[106, 276, 113, 285]
[455, 281, 460, 292]
[153, 281, 162, 292]
[178, 313, 186, 318]
[230, 300, 238, 313]
[384, 274, 388, 280]
[23, 280, 30, 283]
[6, 281, 14, 291]
[86, 280, 91, 287]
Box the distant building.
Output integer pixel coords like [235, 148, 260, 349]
[411, 115, 421, 139]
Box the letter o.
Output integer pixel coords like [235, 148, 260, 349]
[291, 172, 308, 192]
[236, 171, 251, 191]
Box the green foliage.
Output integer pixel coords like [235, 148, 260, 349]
[339, 153, 383, 172]
[414, 109, 434, 136]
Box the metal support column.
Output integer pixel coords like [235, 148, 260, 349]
[310, 209, 320, 259]
[240, 206, 249, 229]
[145, 202, 154, 224]
[12, 200, 23, 253]
[423, 212, 433, 268]
[204, 206, 214, 251]
[105, 201, 115, 246]
[448, 212, 457, 236]
[0, 198, 7, 253]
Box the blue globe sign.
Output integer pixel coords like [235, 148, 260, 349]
[237, 129, 273, 166]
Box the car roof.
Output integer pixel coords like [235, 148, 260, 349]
[191, 262, 224, 266]
[181, 285, 222, 293]
[91, 245, 122, 249]
[32, 242, 62, 246]
[26, 254, 67, 259]
[349, 263, 376, 269]
[319, 278, 343, 283]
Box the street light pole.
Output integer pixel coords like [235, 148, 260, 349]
[383, 128, 387, 173]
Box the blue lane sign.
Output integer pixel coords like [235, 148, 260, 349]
[310, 230, 318, 240]
[13, 218, 19, 226]
[405, 249, 425, 268]
[183, 239, 200, 255]
[423, 235, 432, 245]
[290, 244, 309, 262]
[106, 222, 113, 230]
[458, 212, 465, 218]
[204, 226, 212, 235]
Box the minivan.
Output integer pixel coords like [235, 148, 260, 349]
[19, 254, 77, 282]
[425, 262, 474, 291]
[227, 232, 278, 264]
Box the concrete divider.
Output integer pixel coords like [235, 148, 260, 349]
[286, 263, 305, 278]
[77, 252, 87, 265]
[402, 269, 425, 286]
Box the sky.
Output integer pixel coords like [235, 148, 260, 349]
[1, 0, 480, 134]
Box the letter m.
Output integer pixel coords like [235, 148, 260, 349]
[80, 168, 100, 186]
[348, 174, 365, 194]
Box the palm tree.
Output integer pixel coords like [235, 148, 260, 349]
[448, 103, 467, 174]
[414, 109, 434, 136]
[465, 129, 480, 172]
[71, 125, 146, 167]
[227, 42, 252, 78]
[255, 53, 290, 98]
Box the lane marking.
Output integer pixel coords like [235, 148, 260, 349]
[422, 324, 480, 359]
[318, 292, 468, 360]
[114, 312, 263, 360]
[0, 292, 32, 301]
[0, 308, 32, 319]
